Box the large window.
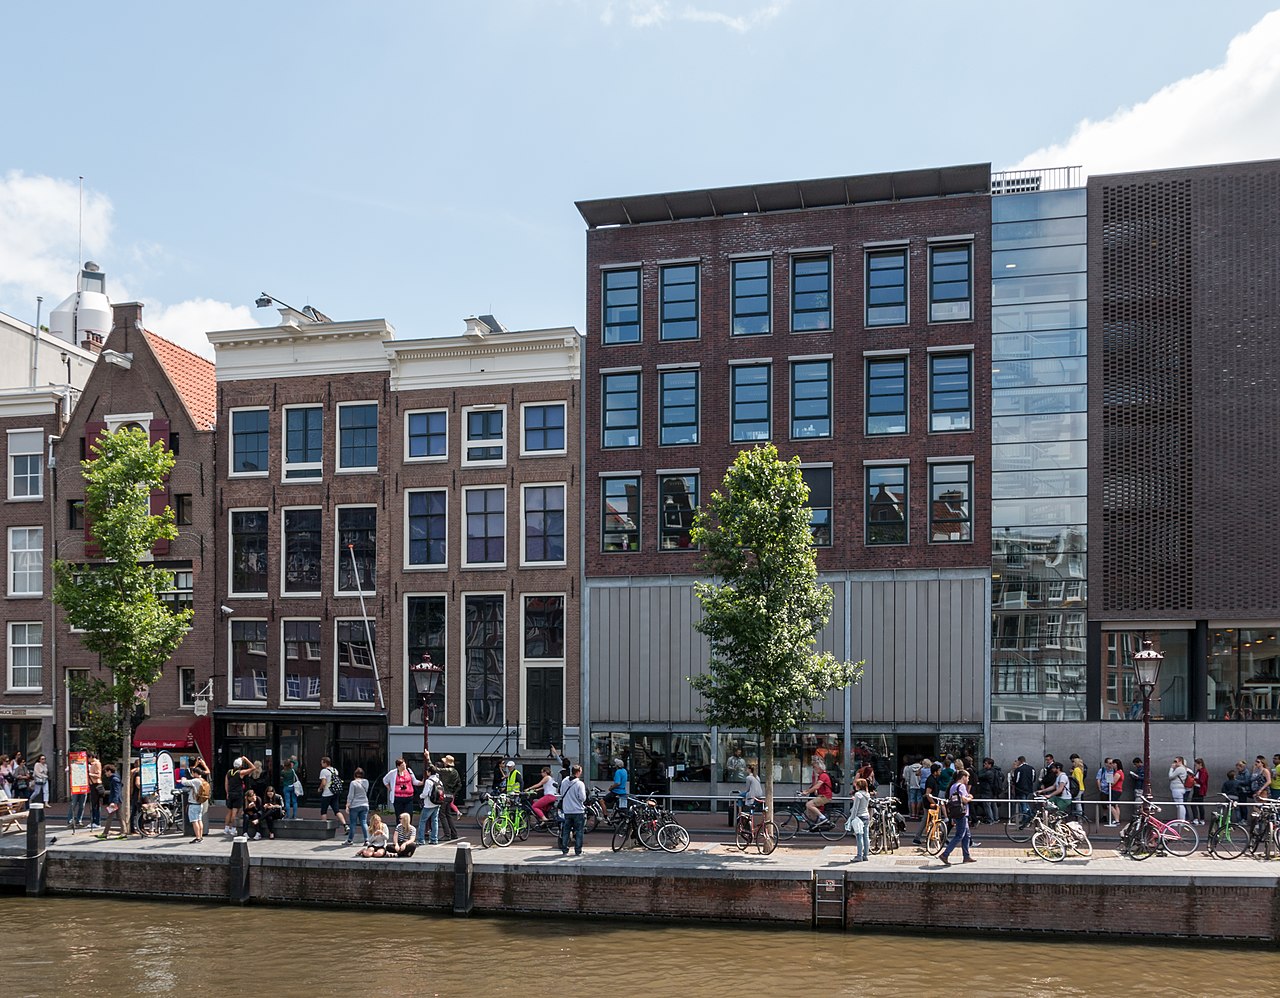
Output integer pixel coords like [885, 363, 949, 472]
[602, 268, 641, 345]
[283, 405, 323, 480]
[406, 490, 447, 568]
[230, 619, 268, 702]
[337, 402, 378, 471]
[929, 462, 972, 542]
[659, 474, 697, 550]
[866, 465, 907, 545]
[8, 527, 42, 596]
[230, 510, 268, 595]
[602, 372, 640, 448]
[659, 370, 699, 446]
[283, 508, 322, 594]
[282, 619, 322, 703]
[405, 595, 446, 725]
[336, 619, 378, 704]
[730, 364, 771, 442]
[1206, 627, 1277, 721]
[732, 258, 770, 335]
[8, 429, 42, 499]
[336, 506, 377, 593]
[791, 360, 831, 439]
[660, 264, 699, 340]
[866, 248, 908, 326]
[522, 403, 566, 455]
[464, 487, 505, 566]
[791, 255, 831, 331]
[524, 595, 565, 660]
[522, 484, 565, 564]
[602, 476, 640, 552]
[802, 467, 832, 547]
[866, 358, 908, 435]
[464, 594, 504, 725]
[159, 568, 194, 617]
[930, 353, 972, 432]
[8, 622, 42, 690]
[929, 243, 972, 322]
[463, 407, 505, 465]
[405, 409, 447, 461]
[231, 408, 269, 475]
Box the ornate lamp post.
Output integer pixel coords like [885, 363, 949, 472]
[1131, 639, 1164, 797]
[410, 652, 444, 766]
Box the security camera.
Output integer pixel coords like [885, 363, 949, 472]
[220, 605, 235, 616]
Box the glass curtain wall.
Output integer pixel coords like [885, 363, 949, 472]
[990, 188, 1089, 721]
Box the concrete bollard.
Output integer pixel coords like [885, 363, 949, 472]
[229, 835, 251, 905]
[25, 802, 46, 897]
[453, 841, 473, 916]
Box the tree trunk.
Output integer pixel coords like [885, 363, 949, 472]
[121, 719, 132, 834]
[761, 728, 774, 827]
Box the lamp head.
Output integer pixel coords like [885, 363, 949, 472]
[410, 651, 443, 697]
[1131, 639, 1164, 690]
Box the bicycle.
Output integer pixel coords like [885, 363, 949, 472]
[1027, 801, 1093, 862]
[137, 791, 184, 837]
[868, 796, 902, 854]
[1206, 795, 1250, 860]
[1241, 801, 1280, 861]
[1118, 794, 1198, 859]
[733, 794, 778, 855]
[775, 795, 848, 842]
[916, 802, 950, 855]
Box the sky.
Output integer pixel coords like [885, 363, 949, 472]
[3, 1, 1280, 360]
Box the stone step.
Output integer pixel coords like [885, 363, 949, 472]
[270, 817, 338, 840]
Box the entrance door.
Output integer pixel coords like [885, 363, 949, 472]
[298, 723, 328, 800]
[630, 733, 670, 797]
[525, 667, 563, 752]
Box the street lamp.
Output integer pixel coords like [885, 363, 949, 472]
[410, 652, 444, 765]
[1130, 639, 1164, 797]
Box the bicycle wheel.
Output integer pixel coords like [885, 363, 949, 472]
[1127, 826, 1156, 861]
[925, 821, 944, 855]
[657, 822, 690, 854]
[636, 818, 662, 850]
[1209, 822, 1249, 860]
[735, 817, 752, 851]
[515, 812, 531, 842]
[869, 822, 886, 855]
[583, 806, 600, 835]
[757, 821, 778, 856]
[820, 807, 847, 841]
[138, 810, 164, 838]
[473, 799, 492, 830]
[491, 814, 516, 847]
[1004, 813, 1032, 844]
[775, 811, 799, 840]
[1161, 819, 1199, 857]
[611, 824, 629, 852]
[1068, 825, 1093, 858]
[1032, 829, 1066, 862]
[479, 817, 495, 849]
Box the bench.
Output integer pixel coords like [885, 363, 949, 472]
[271, 816, 338, 840]
[0, 797, 27, 834]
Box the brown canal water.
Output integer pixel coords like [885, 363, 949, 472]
[3, 895, 1276, 997]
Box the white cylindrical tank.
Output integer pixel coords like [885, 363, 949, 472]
[48, 262, 111, 345]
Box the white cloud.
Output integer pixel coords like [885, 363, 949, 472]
[143, 298, 259, 361]
[599, 0, 789, 32]
[1007, 10, 1280, 176]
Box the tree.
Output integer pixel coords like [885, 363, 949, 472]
[689, 444, 864, 822]
[53, 426, 192, 831]
[66, 674, 126, 761]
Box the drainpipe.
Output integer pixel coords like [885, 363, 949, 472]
[47, 432, 60, 795]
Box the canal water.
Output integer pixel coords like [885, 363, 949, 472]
[3, 895, 1276, 996]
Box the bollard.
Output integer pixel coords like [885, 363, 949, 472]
[25, 802, 47, 897]
[453, 841, 473, 916]
[229, 835, 251, 905]
[181, 790, 193, 837]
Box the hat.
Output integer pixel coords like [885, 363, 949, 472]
[612, 757, 623, 767]
[233, 757, 244, 767]
[442, 755, 455, 765]
[504, 760, 516, 770]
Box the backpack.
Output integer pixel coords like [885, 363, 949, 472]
[326, 770, 344, 799]
[1184, 771, 1196, 791]
[428, 779, 444, 806]
[945, 786, 965, 820]
[194, 779, 211, 804]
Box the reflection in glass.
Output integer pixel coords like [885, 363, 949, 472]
[1100, 630, 1189, 721]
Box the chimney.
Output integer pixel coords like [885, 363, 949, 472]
[107, 302, 146, 352]
[80, 331, 104, 354]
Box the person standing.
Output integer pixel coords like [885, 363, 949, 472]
[976, 758, 1000, 824]
[280, 758, 301, 820]
[1012, 756, 1036, 826]
[87, 752, 103, 830]
[1168, 756, 1190, 822]
[902, 757, 922, 819]
[65, 758, 89, 830]
[559, 764, 587, 856]
[437, 755, 462, 842]
[502, 760, 524, 795]
[29, 755, 49, 804]
[96, 765, 125, 839]
[1190, 758, 1209, 824]
[319, 756, 347, 833]
[224, 757, 252, 837]
[178, 770, 207, 843]
[345, 767, 371, 846]
[417, 764, 443, 845]
[848, 777, 871, 863]
[389, 758, 421, 824]
[938, 770, 976, 866]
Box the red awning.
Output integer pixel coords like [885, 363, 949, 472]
[132, 715, 212, 761]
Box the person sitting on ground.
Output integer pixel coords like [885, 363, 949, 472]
[390, 812, 418, 857]
[360, 813, 390, 857]
[527, 766, 560, 827]
[241, 789, 264, 839]
[261, 786, 284, 839]
[802, 759, 834, 828]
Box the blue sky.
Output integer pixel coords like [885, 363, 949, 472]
[3, 1, 1279, 358]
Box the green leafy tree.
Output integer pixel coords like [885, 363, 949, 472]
[53, 427, 192, 829]
[689, 444, 864, 820]
[66, 674, 125, 761]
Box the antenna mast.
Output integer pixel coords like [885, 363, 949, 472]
[77, 176, 84, 275]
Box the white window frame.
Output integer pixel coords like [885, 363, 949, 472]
[404, 408, 449, 463]
[404, 488, 449, 570]
[335, 400, 379, 474]
[227, 617, 269, 705]
[228, 406, 270, 478]
[280, 617, 323, 706]
[519, 401, 568, 458]
[461, 404, 507, 468]
[178, 666, 197, 708]
[334, 616, 379, 707]
[281, 403, 324, 482]
[8, 526, 43, 597]
[159, 568, 195, 629]
[7, 621, 43, 692]
[228, 507, 269, 597]
[461, 484, 507, 569]
[281, 506, 324, 598]
[520, 482, 567, 568]
[334, 504, 378, 596]
[7, 428, 43, 500]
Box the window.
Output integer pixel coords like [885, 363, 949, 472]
[660, 264, 699, 340]
[522, 403, 566, 455]
[68, 499, 84, 530]
[929, 243, 972, 322]
[866, 466, 908, 545]
[791, 255, 831, 331]
[730, 364, 771, 442]
[463, 407, 505, 465]
[174, 494, 193, 526]
[659, 370, 699, 446]
[602, 373, 640, 448]
[67, 667, 90, 737]
[283, 405, 323, 480]
[229, 619, 268, 702]
[336, 619, 378, 704]
[8, 429, 42, 499]
[524, 595, 564, 659]
[929, 462, 972, 542]
[282, 619, 322, 703]
[406, 409, 447, 461]
[8, 527, 42, 596]
[169, 432, 180, 456]
[791, 360, 831, 439]
[866, 248, 908, 326]
[336, 506, 377, 593]
[230, 409, 269, 475]
[930, 353, 972, 432]
[659, 474, 697, 550]
[464, 594, 504, 725]
[464, 487, 505, 566]
[602, 268, 641, 345]
[283, 508, 323, 594]
[8, 622, 42, 690]
[866, 358, 908, 435]
[230, 510, 269, 595]
[179, 667, 197, 708]
[405, 595, 446, 724]
[337, 402, 378, 471]
[802, 467, 832, 547]
[159, 568, 194, 615]
[523, 484, 565, 564]
[732, 258, 771, 335]
[406, 490, 447, 568]
[602, 477, 639, 552]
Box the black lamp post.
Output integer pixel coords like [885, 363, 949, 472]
[410, 652, 444, 766]
[1131, 639, 1164, 798]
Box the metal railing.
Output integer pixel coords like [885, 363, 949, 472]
[990, 166, 1083, 194]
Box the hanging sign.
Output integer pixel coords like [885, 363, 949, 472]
[69, 751, 89, 795]
[141, 751, 159, 796]
[157, 752, 176, 797]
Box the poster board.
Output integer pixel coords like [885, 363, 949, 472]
[157, 752, 175, 797]
[141, 752, 158, 797]
[69, 751, 89, 795]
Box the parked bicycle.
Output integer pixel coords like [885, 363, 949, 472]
[733, 793, 778, 855]
[868, 796, 903, 854]
[1118, 794, 1198, 859]
[137, 791, 185, 837]
[609, 798, 690, 853]
[775, 794, 847, 842]
[1206, 794, 1250, 860]
[1240, 801, 1280, 861]
[1027, 801, 1093, 862]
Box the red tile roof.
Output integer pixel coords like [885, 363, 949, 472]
[143, 330, 217, 431]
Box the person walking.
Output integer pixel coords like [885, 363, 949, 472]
[29, 755, 49, 804]
[559, 764, 588, 856]
[318, 756, 347, 834]
[939, 770, 976, 866]
[345, 767, 371, 846]
[96, 764, 125, 839]
[87, 752, 103, 830]
[437, 755, 462, 842]
[1168, 756, 1190, 822]
[417, 764, 442, 845]
[848, 777, 871, 863]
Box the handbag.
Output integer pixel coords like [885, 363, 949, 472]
[292, 779, 304, 797]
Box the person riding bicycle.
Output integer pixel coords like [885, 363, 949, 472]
[606, 757, 629, 812]
[1033, 762, 1073, 821]
[526, 766, 560, 827]
[802, 759, 834, 828]
[737, 763, 765, 828]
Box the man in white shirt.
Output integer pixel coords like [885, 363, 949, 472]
[558, 764, 588, 857]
